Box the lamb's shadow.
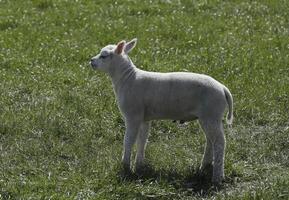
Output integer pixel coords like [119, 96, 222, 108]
[117, 164, 233, 196]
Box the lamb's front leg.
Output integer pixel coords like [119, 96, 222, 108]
[122, 118, 141, 173]
[135, 121, 150, 172]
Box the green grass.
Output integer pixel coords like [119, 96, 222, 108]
[0, 0, 288, 199]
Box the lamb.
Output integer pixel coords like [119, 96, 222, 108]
[90, 39, 233, 184]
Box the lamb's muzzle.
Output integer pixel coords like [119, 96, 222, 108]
[90, 38, 233, 185]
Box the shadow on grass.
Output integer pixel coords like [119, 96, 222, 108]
[117, 164, 236, 196]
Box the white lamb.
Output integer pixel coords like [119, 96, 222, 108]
[90, 39, 233, 184]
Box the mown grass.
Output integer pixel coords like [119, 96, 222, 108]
[0, 0, 288, 199]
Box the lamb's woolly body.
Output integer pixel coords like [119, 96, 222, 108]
[90, 39, 233, 184]
[114, 66, 228, 122]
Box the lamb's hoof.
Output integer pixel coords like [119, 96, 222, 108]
[135, 163, 155, 178]
[120, 164, 132, 178]
[135, 163, 149, 175]
[211, 176, 224, 188]
[135, 166, 145, 176]
[200, 164, 213, 176]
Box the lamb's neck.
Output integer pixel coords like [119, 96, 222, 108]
[110, 60, 136, 92]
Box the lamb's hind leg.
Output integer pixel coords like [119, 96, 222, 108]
[199, 119, 225, 184]
[199, 123, 213, 173]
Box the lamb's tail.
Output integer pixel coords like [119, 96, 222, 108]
[223, 86, 233, 125]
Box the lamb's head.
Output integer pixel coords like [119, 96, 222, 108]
[90, 38, 137, 73]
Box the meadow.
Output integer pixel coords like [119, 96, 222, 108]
[0, 0, 288, 199]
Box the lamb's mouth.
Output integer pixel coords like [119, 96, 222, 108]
[90, 61, 98, 69]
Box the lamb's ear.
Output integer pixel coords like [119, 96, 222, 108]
[115, 40, 126, 54]
[124, 38, 137, 54]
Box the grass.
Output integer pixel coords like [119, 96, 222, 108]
[0, 0, 288, 199]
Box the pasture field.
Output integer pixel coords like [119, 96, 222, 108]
[0, 0, 288, 199]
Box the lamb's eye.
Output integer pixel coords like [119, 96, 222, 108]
[99, 55, 108, 59]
